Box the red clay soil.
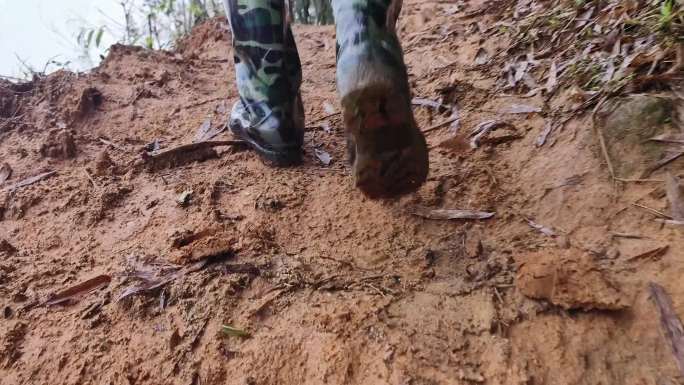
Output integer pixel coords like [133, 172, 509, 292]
[1, 1, 683, 384]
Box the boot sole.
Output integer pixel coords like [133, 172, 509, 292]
[341, 83, 429, 199]
[229, 120, 302, 167]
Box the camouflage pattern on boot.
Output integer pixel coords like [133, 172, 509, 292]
[224, 0, 304, 166]
[333, 0, 429, 198]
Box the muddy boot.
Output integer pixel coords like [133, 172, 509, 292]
[333, 0, 429, 199]
[224, 0, 304, 166]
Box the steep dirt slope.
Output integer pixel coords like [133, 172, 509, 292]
[1, 1, 683, 384]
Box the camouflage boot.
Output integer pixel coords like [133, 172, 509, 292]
[333, 0, 429, 198]
[224, 0, 304, 166]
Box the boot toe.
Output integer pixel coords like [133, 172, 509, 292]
[353, 136, 429, 199]
[229, 99, 304, 167]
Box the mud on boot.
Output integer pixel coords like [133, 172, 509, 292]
[334, 0, 429, 199]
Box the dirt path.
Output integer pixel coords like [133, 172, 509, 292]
[1, 1, 683, 384]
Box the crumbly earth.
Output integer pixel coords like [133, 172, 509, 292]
[1, 1, 683, 384]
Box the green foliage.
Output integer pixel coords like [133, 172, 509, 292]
[77, 26, 106, 50]
[95, 28, 105, 47]
[659, 0, 676, 30]
[74, 0, 222, 56]
[73, 0, 333, 63]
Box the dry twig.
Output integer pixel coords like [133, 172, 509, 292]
[649, 283, 684, 378]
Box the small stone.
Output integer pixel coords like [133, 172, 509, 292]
[606, 248, 620, 259]
[177, 190, 193, 207]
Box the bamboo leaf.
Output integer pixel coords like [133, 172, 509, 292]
[222, 325, 251, 338]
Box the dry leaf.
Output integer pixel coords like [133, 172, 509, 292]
[503, 104, 541, 114]
[614, 53, 639, 80]
[514, 61, 530, 83]
[422, 116, 460, 134]
[526, 219, 556, 237]
[649, 134, 684, 144]
[118, 259, 208, 302]
[536, 121, 554, 147]
[474, 47, 489, 65]
[412, 97, 450, 112]
[0, 163, 11, 184]
[470, 120, 499, 148]
[194, 119, 212, 142]
[602, 58, 616, 82]
[649, 282, 684, 378]
[3, 171, 57, 192]
[194, 119, 225, 142]
[659, 219, 684, 226]
[448, 104, 461, 134]
[314, 148, 332, 166]
[627, 245, 669, 262]
[222, 325, 252, 338]
[413, 207, 495, 220]
[575, 6, 595, 29]
[45, 275, 112, 306]
[545, 61, 558, 93]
